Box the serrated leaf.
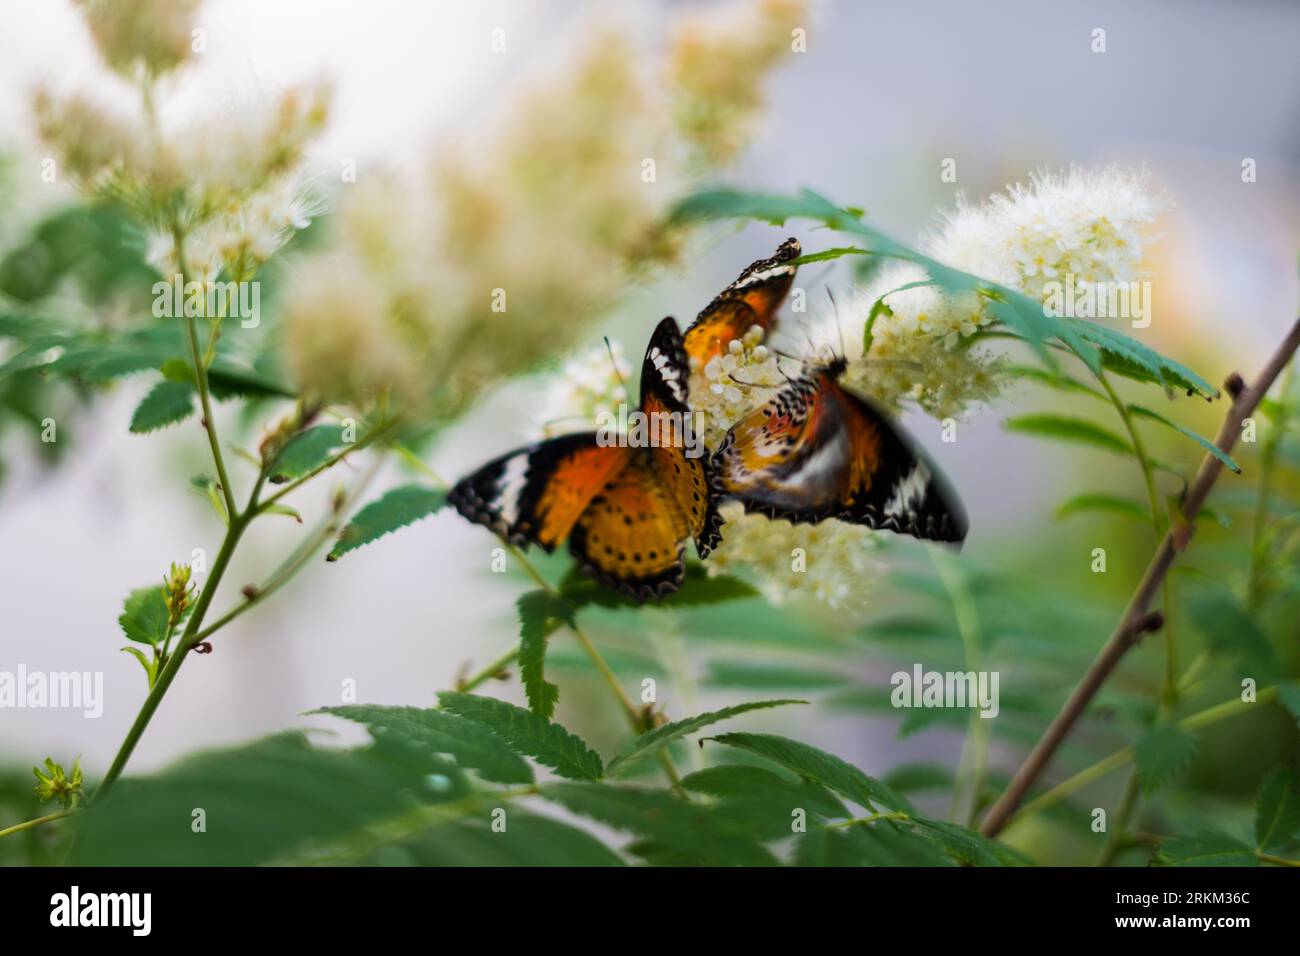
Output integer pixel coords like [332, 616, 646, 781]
[1188, 588, 1281, 681]
[708, 732, 909, 813]
[375, 809, 625, 866]
[1007, 365, 1107, 400]
[559, 563, 757, 609]
[1134, 723, 1199, 794]
[605, 699, 805, 777]
[1076, 319, 1218, 398]
[516, 591, 572, 719]
[1158, 830, 1259, 867]
[681, 765, 848, 839]
[129, 380, 194, 434]
[539, 781, 777, 866]
[327, 485, 447, 561]
[313, 704, 533, 784]
[270, 425, 345, 481]
[1004, 413, 1133, 456]
[1129, 404, 1240, 473]
[437, 692, 602, 780]
[800, 820, 958, 867]
[117, 586, 171, 645]
[913, 818, 1032, 866]
[70, 732, 470, 865]
[791, 246, 868, 265]
[1055, 492, 1152, 522]
[1255, 768, 1300, 851]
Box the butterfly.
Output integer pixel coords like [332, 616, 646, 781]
[449, 317, 723, 602]
[683, 237, 801, 366]
[711, 355, 968, 543]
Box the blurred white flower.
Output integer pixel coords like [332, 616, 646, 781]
[74, 0, 200, 78]
[532, 340, 631, 439]
[687, 324, 785, 448]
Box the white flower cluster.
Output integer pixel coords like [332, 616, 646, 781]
[532, 340, 632, 439]
[704, 503, 884, 611]
[838, 166, 1168, 419]
[688, 325, 785, 448]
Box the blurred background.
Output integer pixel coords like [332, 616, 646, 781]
[1, 0, 1298, 864]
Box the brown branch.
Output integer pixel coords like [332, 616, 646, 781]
[981, 317, 1300, 838]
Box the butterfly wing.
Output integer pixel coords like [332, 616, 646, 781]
[683, 237, 801, 366]
[448, 432, 633, 551]
[712, 368, 968, 543]
[640, 317, 723, 557]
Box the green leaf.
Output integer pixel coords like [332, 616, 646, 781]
[559, 563, 757, 610]
[912, 818, 1032, 866]
[702, 660, 851, 690]
[129, 380, 194, 434]
[605, 699, 805, 777]
[313, 704, 533, 784]
[539, 781, 778, 866]
[798, 821, 958, 867]
[882, 763, 956, 794]
[516, 591, 572, 719]
[327, 485, 447, 561]
[790, 246, 868, 265]
[117, 586, 171, 645]
[1007, 365, 1107, 400]
[708, 732, 909, 813]
[1004, 414, 1133, 456]
[1276, 682, 1300, 728]
[1128, 404, 1240, 473]
[270, 425, 345, 481]
[1188, 588, 1281, 681]
[1055, 492, 1152, 522]
[437, 692, 603, 780]
[1076, 320, 1218, 398]
[71, 732, 470, 865]
[1255, 768, 1300, 852]
[375, 809, 625, 866]
[189, 473, 228, 524]
[119, 646, 157, 685]
[1157, 831, 1259, 867]
[681, 765, 848, 840]
[1134, 723, 1199, 794]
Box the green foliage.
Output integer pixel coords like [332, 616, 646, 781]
[314, 705, 533, 784]
[1055, 492, 1152, 523]
[1128, 404, 1239, 472]
[605, 700, 805, 777]
[129, 380, 195, 433]
[270, 424, 346, 481]
[1134, 724, 1199, 794]
[71, 732, 471, 866]
[1254, 768, 1300, 852]
[437, 692, 603, 780]
[327, 484, 447, 561]
[1156, 831, 1259, 867]
[516, 591, 571, 718]
[1004, 413, 1132, 456]
[117, 586, 171, 645]
[707, 732, 909, 813]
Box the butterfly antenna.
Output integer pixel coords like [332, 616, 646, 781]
[728, 372, 782, 389]
[826, 287, 847, 361]
[603, 336, 628, 391]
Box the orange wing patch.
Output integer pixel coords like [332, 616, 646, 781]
[684, 238, 801, 366]
[530, 444, 633, 548]
[569, 453, 691, 601]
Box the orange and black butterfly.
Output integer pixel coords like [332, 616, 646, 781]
[683, 237, 801, 366]
[711, 355, 968, 544]
[449, 317, 723, 602]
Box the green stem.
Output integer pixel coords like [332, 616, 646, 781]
[1258, 852, 1300, 867]
[1095, 771, 1140, 866]
[175, 225, 238, 521]
[96, 511, 250, 799]
[0, 810, 72, 841]
[832, 810, 911, 828]
[932, 550, 988, 826]
[457, 646, 520, 692]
